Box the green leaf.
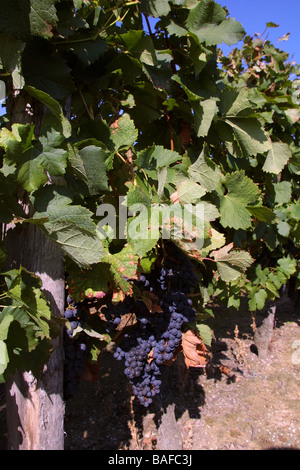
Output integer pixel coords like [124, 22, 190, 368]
[34, 196, 105, 267]
[219, 89, 271, 157]
[69, 37, 107, 67]
[106, 245, 140, 294]
[219, 171, 260, 230]
[176, 179, 206, 203]
[25, 85, 72, 138]
[78, 145, 109, 196]
[224, 117, 271, 157]
[0, 306, 53, 382]
[126, 177, 152, 208]
[249, 288, 268, 311]
[37, 130, 68, 176]
[0, 124, 35, 163]
[0, 33, 25, 73]
[4, 267, 52, 337]
[45, 207, 105, 267]
[266, 22, 279, 28]
[0, 314, 14, 377]
[262, 142, 292, 174]
[136, 146, 181, 170]
[172, 74, 208, 101]
[127, 205, 160, 257]
[186, 0, 245, 46]
[119, 30, 157, 66]
[17, 152, 48, 192]
[110, 113, 138, 151]
[167, 21, 187, 38]
[66, 262, 111, 302]
[211, 243, 254, 282]
[246, 205, 276, 223]
[193, 99, 218, 137]
[140, 0, 171, 17]
[29, 0, 58, 38]
[188, 147, 222, 191]
[273, 181, 292, 205]
[277, 256, 297, 277]
[67, 143, 88, 183]
[277, 220, 290, 237]
[220, 89, 253, 117]
[205, 227, 225, 252]
[196, 323, 212, 346]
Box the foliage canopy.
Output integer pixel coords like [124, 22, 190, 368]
[0, 0, 299, 382]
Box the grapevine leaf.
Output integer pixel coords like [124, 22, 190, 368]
[0, 314, 14, 377]
[66, 262, 111, 302]
[224, 117, 271, 157]
[219, 171, 260, 230]
[273, 181, 292, 205]
[105, 245, 140, 295]
[17, 153, 48, 192]
[78, 145, 109, 195]
[34, 198, 105, 267]
[119, 30, 157, 66]
[29, 0, 58, 38]
[127, 205, 160, 257]
[211, 243, 254, 282]
[186, 0, 245, 46]
[248, 288, 268, 311]
[262, 142, 292, 174]
[140, 0, 171, 17]
[0, 33, 25, 73]
[4, 267, 52, 337]
[220, 88, 253, 116]
[152, 146, 182, 168]
[0, 306, 52, 382]
[188, 147, 222, 191]
[37, 131, 68, 176]
[110, 113, 138, 151]
[196, 323, 213, 346]
[205, 228, 225, 252]
[277, 257, 297, 277]
[126, 177, 152, 208]
[68, 37, 107, 67]
[193, 99, 218, 138]
[176, 179, 206, 204]
[0, 124, 35, 163]
[182, 329, 210, 368]
[25, 85, 72, 138]
[246, 205, 276, 223]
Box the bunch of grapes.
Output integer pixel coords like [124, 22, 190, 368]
[101, 245, 198, 407]
[63, 296, 89, 398]
[63, 244, 199, 406]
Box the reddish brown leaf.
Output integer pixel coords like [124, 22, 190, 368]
[141, 291, 163, 313]
[170, 190, 180, 204]
[182, 329, 210, 368]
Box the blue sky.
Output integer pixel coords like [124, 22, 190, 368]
[221, 0, 300, 64]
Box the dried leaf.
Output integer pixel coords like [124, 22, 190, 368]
[182, 329, 210, 368]
[141, 291, 163, 313]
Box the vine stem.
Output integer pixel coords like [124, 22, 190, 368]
[78, 84, 94, 120]
[199, 257, 215, 262]
[143, 13, 155, 40]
